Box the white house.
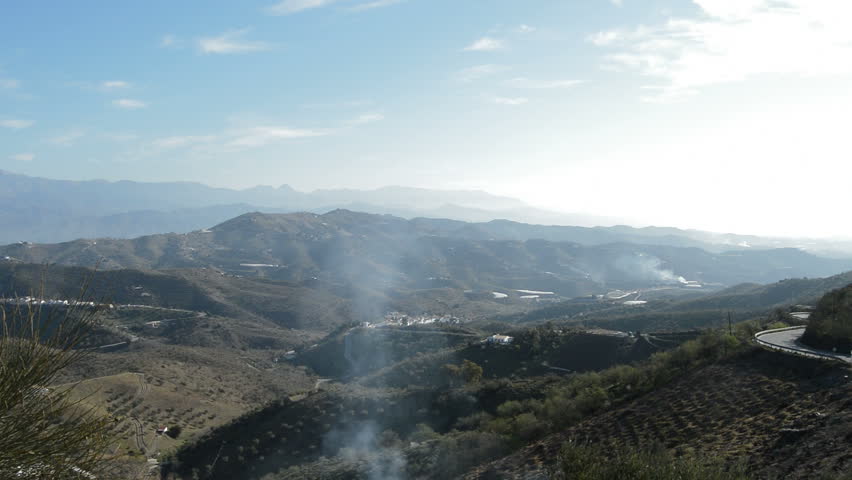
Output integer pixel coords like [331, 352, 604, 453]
[486, 334, 514, 345]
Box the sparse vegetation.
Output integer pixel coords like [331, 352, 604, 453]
[802, 284, 852, 353]
[551, 442, 748, 480]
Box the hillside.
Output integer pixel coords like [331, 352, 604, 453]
[159, 325, 699, 479]
[0, 263, 355, 332]
[355, 328, 690, 389]
[2, 211, 850, 298]
[110, 268, 852, 479]
[53, 330, 321, 474]
[294, 323, 689, 385]
[296, 324, 481, 379]
[466, 349, 852, 479]
[493, 270, 852, 333]
[669, 271, 852, 311]
[161, 312, 852, 480]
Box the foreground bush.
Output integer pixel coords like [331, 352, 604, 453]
[802, 284, 852, 354]
[0, 292, 112, 478]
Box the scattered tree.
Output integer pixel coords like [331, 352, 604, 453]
[460, 360, 483, 384]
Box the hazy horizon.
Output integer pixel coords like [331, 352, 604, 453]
[3, 0, 851, 237]
[4, 168, 852, 242]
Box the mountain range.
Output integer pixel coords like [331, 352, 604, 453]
[0, 170, 611, 244]
[3, 210, 850, 299]
[3, 170, 852, 257]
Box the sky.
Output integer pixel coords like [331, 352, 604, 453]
[1, 0, 851, 238]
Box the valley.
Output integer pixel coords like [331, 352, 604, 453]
[0, 210, 849, 479]
[8, 4, 852, 478]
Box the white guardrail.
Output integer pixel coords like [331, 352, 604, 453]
[753, 326, 849, 363]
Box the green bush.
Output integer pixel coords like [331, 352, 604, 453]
[802, 284, 852, 353]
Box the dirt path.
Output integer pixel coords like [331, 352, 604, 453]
[129, 416, 147, 454]
[129, 373, 151, 457]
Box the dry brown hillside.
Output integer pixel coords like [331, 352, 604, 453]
[466, 349, 852, 479]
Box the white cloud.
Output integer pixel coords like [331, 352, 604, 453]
[0, 119, 34, 129]
[302, 99, 374, 109]
[588, 30, 621, 46]
[10, 153, 34, 162]
[153, 135, 217, 148]
[350, 113, 385, 125]
[516, 24, 536, 33]
[267, 0, 401, 14]
[266, 0, 338, 15]
[102, 80, 130, 89]
[348, 0, 403, 12]
[504, 78, 583, 89]
[0, 78, 18, 89]
[590, 0, 852, 101]
[146, 114, 381, 152]
[199, 29, 270, 54]
[464, 37, 504, 52]
[493, 97, 528, 106]
[456, 64, 508, 83]
[112, 99, 147, 109]
[226, 126, 328, 148]
[49, 130, 85, 146]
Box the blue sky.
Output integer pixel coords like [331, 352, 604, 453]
[2, 0, 851, 237]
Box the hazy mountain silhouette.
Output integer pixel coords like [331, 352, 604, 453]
[3, 171, 851, 257]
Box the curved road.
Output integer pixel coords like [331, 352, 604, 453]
[754, 326, 852, 365]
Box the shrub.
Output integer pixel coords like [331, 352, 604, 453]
[802, 285, 852, 353]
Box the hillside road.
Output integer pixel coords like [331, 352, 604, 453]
[754, 326, 852, 365]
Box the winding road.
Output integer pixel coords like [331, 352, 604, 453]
[754, 326, 852, 365]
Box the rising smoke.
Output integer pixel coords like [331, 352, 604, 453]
[613, 252, 688, 285]
[323, 421, 407, 480]
[315, 215, 425, 479]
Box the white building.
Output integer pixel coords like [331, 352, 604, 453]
[485, 334, 514, 345]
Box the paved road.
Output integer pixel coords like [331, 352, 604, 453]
[754, 326, 852, 365]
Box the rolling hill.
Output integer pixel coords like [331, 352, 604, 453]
[2, 211, 850, 300]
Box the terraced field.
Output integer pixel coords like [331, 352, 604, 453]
[467, 348, 852, 479]
[65, 372, 244, 459]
